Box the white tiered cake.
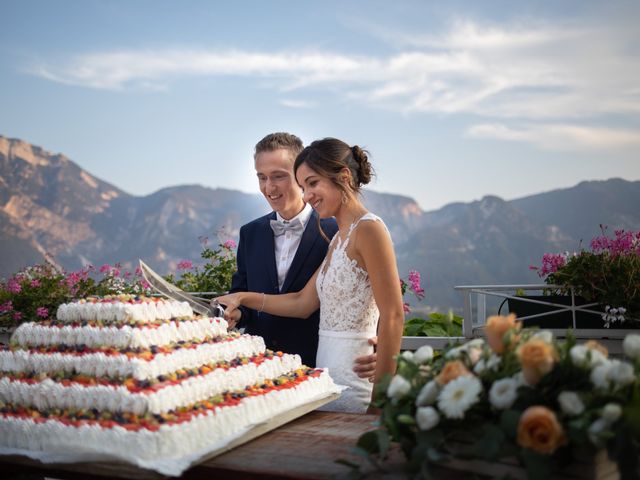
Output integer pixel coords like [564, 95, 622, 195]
[0, 296, 339, 474]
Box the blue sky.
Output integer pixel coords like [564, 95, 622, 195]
[1, 0, 639, 211]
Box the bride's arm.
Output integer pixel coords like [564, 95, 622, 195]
[355, 221, 405, 387]
[215, 269, 321, 321]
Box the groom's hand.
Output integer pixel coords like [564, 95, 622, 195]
[353, 336, 377, 381]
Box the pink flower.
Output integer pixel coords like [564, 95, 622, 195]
[7, 279, 21, 294]
[0, 301, 13, 313]
[177, 260, 193, 270]
[12, 311, 22, 321]
[65, 271, 81, 288]
[141, 280, 152, 291]
[403, 303, 411, 314]
[408, 270, 425, 298]
[36, 307, 49, 318]
[538, 253, 567, 277]
[135, 266, 143, 276]
[30, 279, 41, 288]
[99, 264, 112, 274]
[223, 239, 237, 249]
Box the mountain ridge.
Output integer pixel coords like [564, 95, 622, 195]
[2, 134, 639, 311]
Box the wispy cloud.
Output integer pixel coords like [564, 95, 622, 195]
[279, 99, 316, 109]
[28, 16, 640, 151]
[467, 123, 640, 151]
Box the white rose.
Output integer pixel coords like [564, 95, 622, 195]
[608, 360, 635, 388]
[532, 330, 554, 344]
[489, 377, 518, 410]
[413, 345, 434, 364]
[416, 406, 440, 431]
[401, 351, 415, 362]
[387, 375, 411, 400]
[415, 380, 439, 406]
[602, 403, 622, 424]
[570, 345, 607, 369]
[445, 346, 464, 359]
[623, 334, 640, 361]
[588, 418, 609, 448]
[558, 391, 585, 416]
[591, 362, 613, 391]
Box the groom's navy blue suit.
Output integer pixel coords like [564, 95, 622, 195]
[230, 210, 338, 367]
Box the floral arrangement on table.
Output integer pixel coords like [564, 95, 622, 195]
[357, 315, 640, 479]
[530, 227, 640, 327]
[401, 270, 463, 337]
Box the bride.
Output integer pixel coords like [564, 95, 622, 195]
[216, 138, 404, 413]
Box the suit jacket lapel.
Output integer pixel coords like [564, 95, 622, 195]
[263, 212, 279, 292]
[281, 212, 322, 293]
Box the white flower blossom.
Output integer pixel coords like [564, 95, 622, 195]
[413, 345, 434, 364]
[445, 346, 464, 359]
[558, 391, 585, 416]
[588, 418, 609, 448]
[401, 351, 415, 362]
[437, 376, 483, 419]
[608, 360, 635, 388]
[416, 380, 439, 406]
[591, 359, 636, 391]
[489, 377, 518, 410]
[474, 353, 501, 375]
[623, 334, 640, 361]
[387, 375, 411, 400]
[602, 403, 623, 424]
[532, 330, 554, 344]
[416, 406, 440, 431]
[570, 344, 607, 369]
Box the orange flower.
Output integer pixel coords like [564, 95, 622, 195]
[517, 338, 558, 385]
[485, 314, 521, 354]
[517, 406, 566, 454]
[436, 360, 471, 385]
[584, 340, 609, 358]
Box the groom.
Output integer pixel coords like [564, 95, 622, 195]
[228, 132, 376, 377]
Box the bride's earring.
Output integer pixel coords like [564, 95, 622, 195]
[341, 191, 348, 205]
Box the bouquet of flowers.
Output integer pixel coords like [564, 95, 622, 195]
[530, 227, 640, 327]
[358, 315, 640, 479]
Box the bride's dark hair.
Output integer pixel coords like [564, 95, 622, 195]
[293, 138, 374, 195]
[294, 138, 375, 241]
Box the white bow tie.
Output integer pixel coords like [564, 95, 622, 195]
[270, 218, 304, 237]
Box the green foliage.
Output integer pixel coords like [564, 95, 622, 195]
[403, 312, 463, 337]
[163, 240, 236, 294]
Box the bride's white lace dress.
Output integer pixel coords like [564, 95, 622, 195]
[315, 213, 386, 413]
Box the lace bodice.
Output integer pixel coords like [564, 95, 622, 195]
[315, 213, 385, 335]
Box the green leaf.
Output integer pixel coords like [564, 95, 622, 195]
[473, 424, 505, 460]
[521, 449, 553, 480]
[500, 409, 521, 440]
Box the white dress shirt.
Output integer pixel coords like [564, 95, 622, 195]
[274, 203, 313, 291]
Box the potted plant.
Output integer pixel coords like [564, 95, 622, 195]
[523, 227, 640, 329]
[355, 316, 640, 479]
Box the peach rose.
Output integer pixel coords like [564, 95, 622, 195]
[517, 406, 566, 454]
[485, 314, 521, 354]
[517, 339, 559, 385]
[584, 340, 609, 358]
[436, 360, 471, 385]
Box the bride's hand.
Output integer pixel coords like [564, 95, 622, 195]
[213, 293, 243, 323]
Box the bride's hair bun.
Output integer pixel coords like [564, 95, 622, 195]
[350, 145, 373, 187]
[294, 137, 375, 194]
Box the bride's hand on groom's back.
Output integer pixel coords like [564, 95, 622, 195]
[353, 336, 377, 381]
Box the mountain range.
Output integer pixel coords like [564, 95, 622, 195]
[1, 134, 639, 312]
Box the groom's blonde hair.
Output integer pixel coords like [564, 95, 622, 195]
[254, 132, 304, 163]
